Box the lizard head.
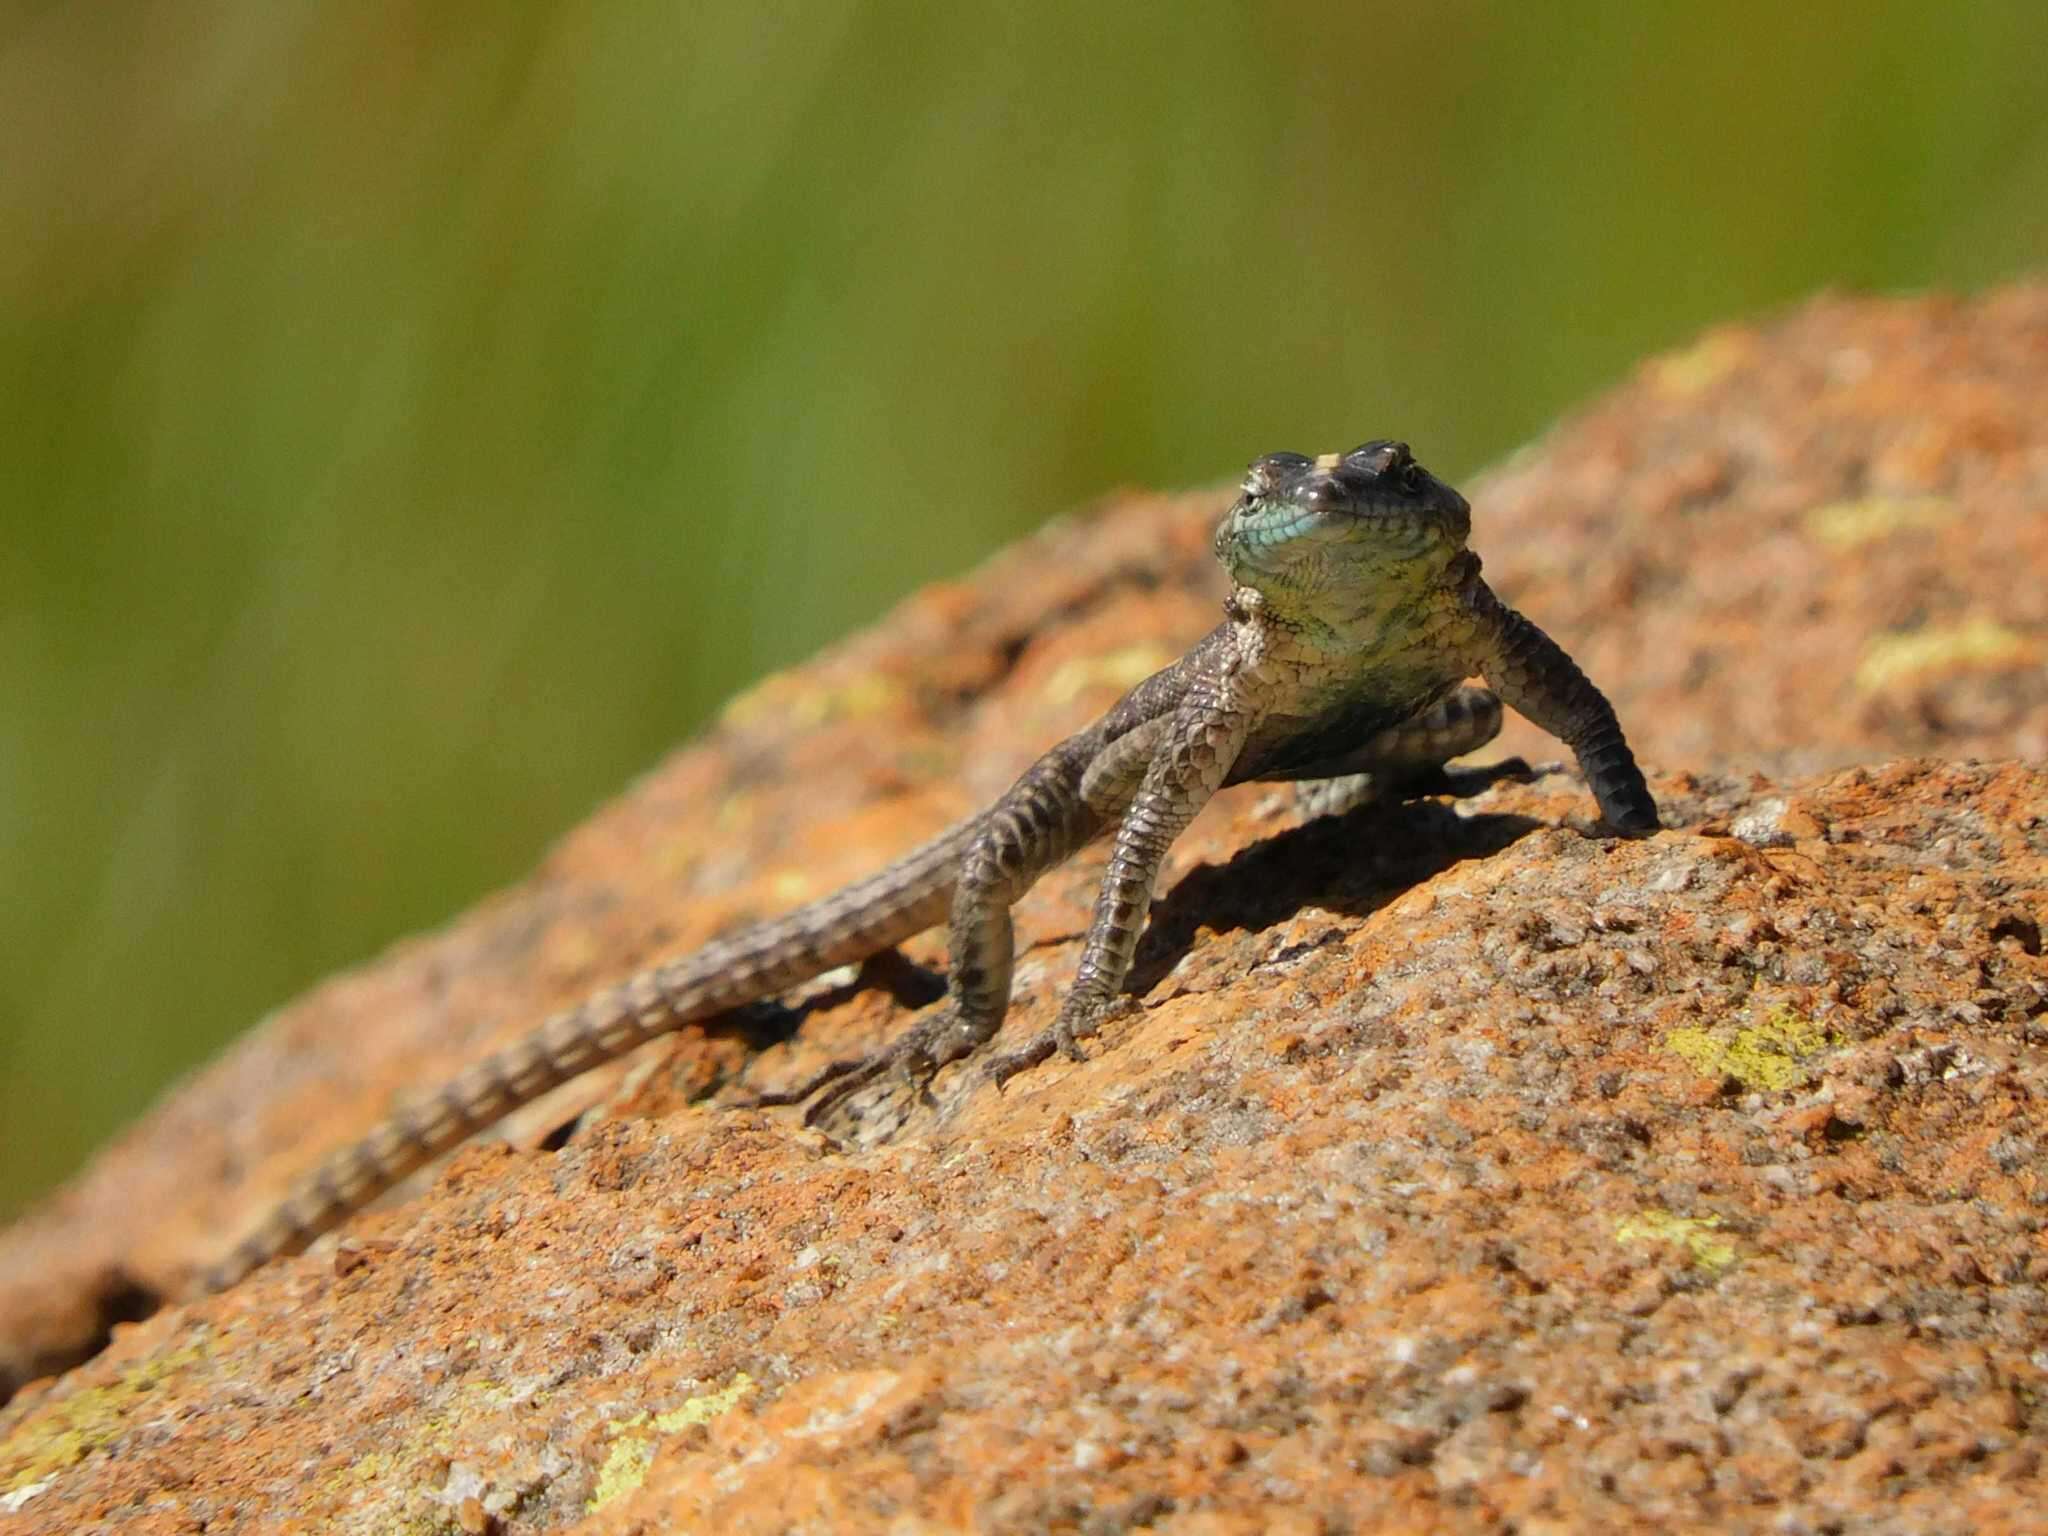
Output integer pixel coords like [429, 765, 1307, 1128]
[1213, 441, 1471, 614]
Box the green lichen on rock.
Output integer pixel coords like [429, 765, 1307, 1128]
[588, 1373, 755, 1512]
[1614, 1210, 1738, 1274]
[0, 1340, 205, 1494]
[1665, 1005, 1832, 1091]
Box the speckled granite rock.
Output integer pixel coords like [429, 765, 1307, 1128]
[1473, 284, 2048, 774]
[2, 285, 2045, 1534]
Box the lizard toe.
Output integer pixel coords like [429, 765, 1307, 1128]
[986, 1029, 1060, 1088]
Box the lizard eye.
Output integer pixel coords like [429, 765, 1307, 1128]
[1366, 442, 1423, 492]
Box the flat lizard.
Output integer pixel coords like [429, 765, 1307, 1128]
[206, 441, 1656, 1291]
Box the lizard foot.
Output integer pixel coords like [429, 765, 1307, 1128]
[748, 1008, 982, 1129]
[1424, 755, 1544, 799]
[745, 1049, 898, 1113]
[749, 1046, 929, 1130]
[987, 995, 1139, 1088]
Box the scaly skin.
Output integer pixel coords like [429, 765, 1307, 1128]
[205, 440, 1655, 1292]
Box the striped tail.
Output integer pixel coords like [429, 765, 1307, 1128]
[203, 816, 973, 1291]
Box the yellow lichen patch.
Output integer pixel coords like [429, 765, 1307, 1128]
[341, 1449, 392, 1485]
[0, 1341, 205, 1494]
[714, 793, 758, 835]
[1800, 496, 1957, 549]
[1614, 1210, 1738, 1274]
[310, 1379, 523, 1529]
[769, 870, 816, 905]
[1664, 1005, 1832, 1092]
[587, 1373, 755, 1512]
[1042, 645, 1176, 706]
[1853, 617, 2036, 696]
[721, 670, 906, 730]
[1647, 329, 1753, 397]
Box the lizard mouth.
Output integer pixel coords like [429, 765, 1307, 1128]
[1220, 498, 1456, 585]
[1272, 490, 1461, 538]
[1219, 442, 1472, 577]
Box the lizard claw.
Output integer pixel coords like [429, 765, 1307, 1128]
[986, 995, 1137, 1087]
[985, 1030, 1059, 1089]
[1427, 755, 1543, 799]
[741, 1053, 876, 1111]
[748, 1010, 964, 1129]
[799, 1048, 932, 1130]
[1055, 995, 1128, 1059]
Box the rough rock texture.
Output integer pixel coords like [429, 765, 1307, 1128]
[1473, 286, 2048, 776]
[3, 285, 2046, 1533]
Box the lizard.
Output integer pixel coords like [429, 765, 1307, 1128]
[204, 440, 1656, 1292]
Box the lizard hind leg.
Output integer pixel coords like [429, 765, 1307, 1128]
[745, 879, 1020, 1132]
[1289, 684, 1510, 820]
[989, 700, 1251, 1085]
[753, 742, 1107, 1131]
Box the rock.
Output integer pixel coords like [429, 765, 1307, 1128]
[1473, 284, 2048, 774]
[2, 285, 2045, 1532]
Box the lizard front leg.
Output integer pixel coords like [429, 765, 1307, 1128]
[1465, 581, 1659, 833]
[990, 698, 1250, 1082]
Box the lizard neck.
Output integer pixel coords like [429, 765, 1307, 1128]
[1227, 546, 1477, 665]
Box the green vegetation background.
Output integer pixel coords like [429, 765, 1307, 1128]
[3, 2, 2044, 1218]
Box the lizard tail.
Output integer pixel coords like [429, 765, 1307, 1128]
[202, 817, 973, 1293]
[198, 975, 698, 1293]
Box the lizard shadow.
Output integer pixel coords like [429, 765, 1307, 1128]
[1120, 796, 1548, 1000]
[693, 946, 950, 1055]
[731, 789, 1551, 1142]
[735, 798, 1547, 1061]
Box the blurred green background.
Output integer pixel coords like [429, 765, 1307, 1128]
[3, 1, 2044, 1219]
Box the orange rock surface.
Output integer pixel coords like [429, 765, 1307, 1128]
[2, 286, 2045, 1533]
